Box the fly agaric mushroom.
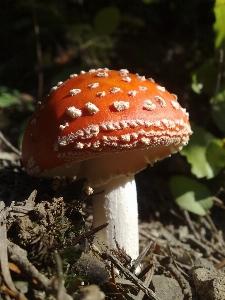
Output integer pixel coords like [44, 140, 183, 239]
[22, 68, 192, 259]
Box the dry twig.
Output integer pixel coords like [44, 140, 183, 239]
[0, 131, 22, 156]
[7, 241, 70, 299]
[0, 209, 23, 297]
[94, 247, 162, 300]
[136, 264, 155, 300]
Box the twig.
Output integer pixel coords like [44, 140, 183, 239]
[215, 258, 225, 270]
[73, 222, 109, 246]
[136, 264, 155, 300]
[7, 241, 52, 292]
[94, 247, 162, 300]
[185, 235, 213, 256]
[0, 285, 27, 300]
[110, 262, 116, 285]
[8, 242, 73, 299]
[0, 131, 22, 156]
[0, 209, 22, 297]
[137, 263, 154, 280]
[205, 214, 219, 235]
[182, 209, 201, 240]
[130, 241, 154, 273]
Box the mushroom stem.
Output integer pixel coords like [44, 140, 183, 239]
[92, 175, 139, 260]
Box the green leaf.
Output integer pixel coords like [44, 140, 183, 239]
[170, 176, 213, 216]
[211, 90, 225, 133]
[214, 0, 225, 49]
[206, 139, 225, 176]
[191, 74, 202, 94]
[93, 6, 121, 35]
[0, 87, 20, 108]
[191, 60, 217, 96]
[181, 124, 214, 179]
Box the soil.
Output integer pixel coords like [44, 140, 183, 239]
[0, 151, 225, 300]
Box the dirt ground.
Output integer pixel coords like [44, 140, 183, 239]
[0, 147, 225, 300]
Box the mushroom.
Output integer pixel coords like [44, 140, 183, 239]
[22, 69, 192, 260]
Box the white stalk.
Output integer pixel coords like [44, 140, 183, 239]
[92, 174, 139, 260]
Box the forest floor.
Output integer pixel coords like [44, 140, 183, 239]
[0, 146, 225, 300]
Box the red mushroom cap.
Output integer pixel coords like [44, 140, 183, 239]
[22, 69, 192, 185]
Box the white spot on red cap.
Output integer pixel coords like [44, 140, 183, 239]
[66, 106, 82, 118]
[84, 125, 100, 138]
[181, 108, 189, 118]
[119, 69, 129, 76]
[120, 69, 129, 73]
[156, 86, 165, 92]
[96, 91, 106, 97]
[122, 76, 131, 82]
[127, 90, 137, 97]
[96, 72, 108, 77]
[136, 74, 146, 81]
[171, 93, 178, 101]
[120, 120, 129, 128]
[92, 141, 101, 148]
[148, 78, 155, 82]
[100, 122, 121, 130]
[155, 96, 167, 107]
[75, 142, 84, 149]
[59, 122, 69, 130]
[85, 102, 99, 114]
[97, 67, 109, 72]
[131, 132, 138, 139]
[50, 86, 58, 92]
[139, 86, 148, 91]
[69, 89, 81, 96]
[143, 100, 156, 111]
[136, 120, 144, 126]
[113, 101, 129, 111]
[121, 134, 131, 142]
[140, 137, 150, 145]
[110, 87, 122, 93]
[70, 73, 78, 78]
[87, 83, 99, 89]
[58, 139, 67, 146]
[171, 100, 180, 110]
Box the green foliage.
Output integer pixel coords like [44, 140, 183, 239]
[214, 0, 225, 50]
[181, 124, 215, 179]
[206, 139, 225, 176]
[93, 6, 121, 35]
[0, 87, 35, 149]
[0, 87, 20, 108]
[211, 90, 225, 133]
[61, 247, 82, 266]
[181, 123, 225, 178]
[170, 176, 213, 216]
[183, 1, 225, 215]
[191, 61, 218, 96]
